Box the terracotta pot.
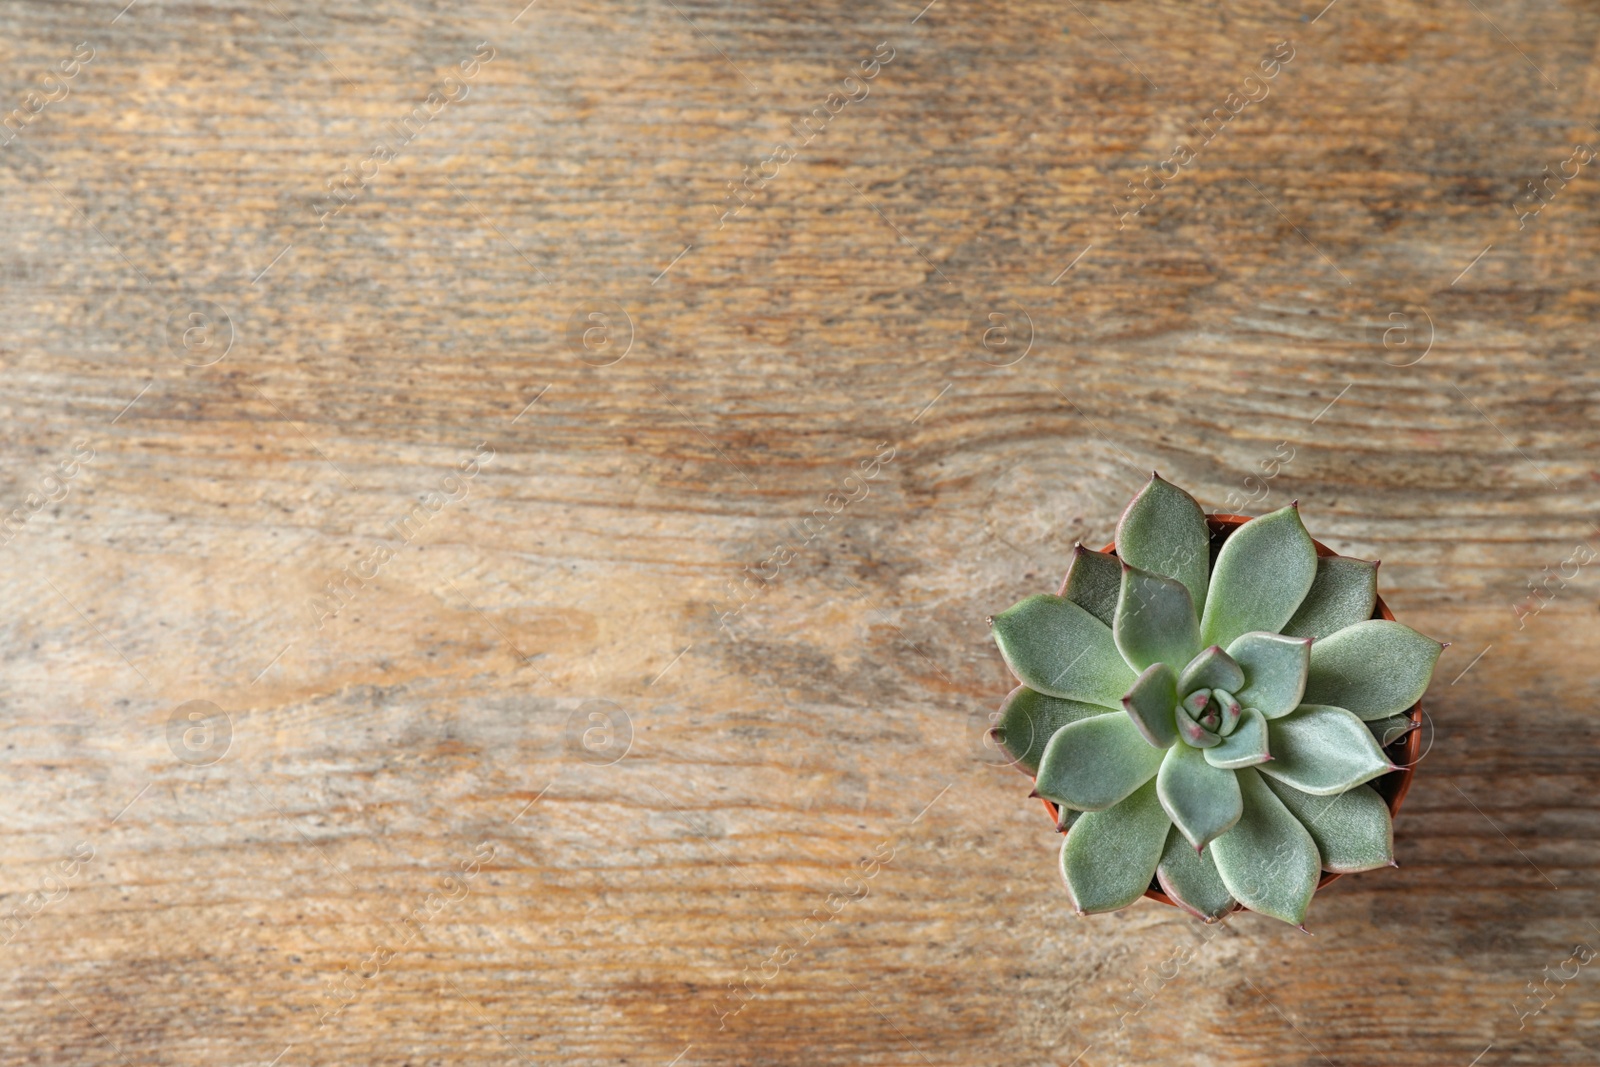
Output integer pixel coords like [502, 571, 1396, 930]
[1033, 513, 1424, 917]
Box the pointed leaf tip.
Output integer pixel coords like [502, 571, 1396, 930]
[994, 687, 1108, 775]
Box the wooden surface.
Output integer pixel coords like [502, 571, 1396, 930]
[2, 1, 1598, 1063]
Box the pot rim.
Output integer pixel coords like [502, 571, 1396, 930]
[1031, 512, 1424, 920]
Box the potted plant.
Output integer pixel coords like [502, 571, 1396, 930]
[988, 475, 1442, 926]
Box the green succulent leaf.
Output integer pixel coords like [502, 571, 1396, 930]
[1259, 704, 1395, 796]
[1122, 662, 1179, 749]
[1261, 777, 1394, 873]
[1210, 768, 1321, 925]
[1280, 555, 1379, 640]
[1060, 779, 1171, 915]
[1366, 713, 1419, 749]
[1204, 707, 1271, 770]
[993, 686, 1110, 774]
[1035, 711, 1165, 812]
[1173, 699, 1221, 748]
[1114, 564, 1202, 672]
[1115, 473, 1210, 618]
[1227, 631, 1312, 719]
[1199, 505, 1318, 650]
[992, 594, 1137, 707]
[1302, 619, 1443, 721]
[1059, 544, 1122, 627]
[1157, 743, 1243, 852]
[1212, 689, 1243, 736]
[1157, 825, 1237, 922]
[1178, 645, 1245, 695]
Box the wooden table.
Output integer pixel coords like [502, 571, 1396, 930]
[2, 1, 1597, 1063]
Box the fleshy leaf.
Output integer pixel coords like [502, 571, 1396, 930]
[1059, 544, 1122, 627]
[1261, 776, 1394, 873]
[1366, 713, 1418, 749]
[1213, 689, 1243, 736]
[1157, 743, 1243, 852]
[1199, 505, 1318, 650]
[1056, 806, 1082, 833]
[1173, 699, 1220, 748]
[1114, 564, 1202, 673]
[992, 594, 1137, 707]
[1281, 555, 1379, 640]
[1035, 712, 1165, 812]
[1259, 704, 1394, 796]
[1060, 778, 1170, 915]
[1178, 645, 1245, 695]
[993, 686, 1110, 774]
[1157, 825, 1237, 921]
[1122, 663, 1179, 749]
[1204, 707, 1271, 770]
[1227, 631, 1312, 719]
[1210, 767, 1321, 925]
[1115, 473, 1210, 618]
[1302, 619, 1443, 721]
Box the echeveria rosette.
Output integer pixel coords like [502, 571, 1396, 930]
[990, 474, 1442, 926]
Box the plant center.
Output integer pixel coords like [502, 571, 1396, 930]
[1174, 687, 1242, 748]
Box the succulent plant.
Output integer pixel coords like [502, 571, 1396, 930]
[989, 475, 1442, 925]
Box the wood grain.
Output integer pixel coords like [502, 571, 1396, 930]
[2, 0, 1599, 1063]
